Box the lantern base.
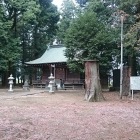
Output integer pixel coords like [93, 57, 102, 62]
[8, 90, 14, 92]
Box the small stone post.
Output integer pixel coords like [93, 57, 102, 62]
[48, 73, 55, 93]
[122, 66, 131, 96]
[23, 80, 30, 91]
[8, 74, 14, 92]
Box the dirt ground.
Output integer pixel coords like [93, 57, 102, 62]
[0, 88, 140, 140]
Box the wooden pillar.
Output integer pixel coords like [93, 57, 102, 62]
[84, 60, 105, 102]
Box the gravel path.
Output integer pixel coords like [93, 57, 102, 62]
[0, 89, 140, 140]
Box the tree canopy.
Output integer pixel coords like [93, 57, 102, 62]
[1, 0, 140, 86]
[56, 0, 78, 44]
[0, 0, 40, 69]
[59, 0, 140, 76]
[64, 0, 119, 75]
[0, 0, 59, 85]
[120, 0, 140, 75]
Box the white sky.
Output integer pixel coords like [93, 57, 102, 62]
[52, 0, 76, 9]
[52, 0, 63, 9]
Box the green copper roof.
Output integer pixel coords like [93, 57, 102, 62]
[25, 45, 67, 65]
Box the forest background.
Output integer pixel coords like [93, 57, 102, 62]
[0, 0, 140, 86]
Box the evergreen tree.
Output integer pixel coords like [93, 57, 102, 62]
[120, 0, 140, 75]
[56, 0, 78, 44]
[64, 9, 118, 75]
[63, 0, 119, 76]
[0, 0, 59, 86]
[31, 0, 59, 59]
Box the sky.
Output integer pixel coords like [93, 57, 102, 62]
[52, 0, 63, 9]
[52, 0, 76, 9]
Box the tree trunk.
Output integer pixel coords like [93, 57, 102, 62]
[2, 71, 8, 87]
[84, 60, 105, 102]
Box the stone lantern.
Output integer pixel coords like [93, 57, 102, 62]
[48, 73, 55, 93]
[8, 74, 14, 92]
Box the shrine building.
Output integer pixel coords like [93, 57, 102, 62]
[25, 44, 84, 88]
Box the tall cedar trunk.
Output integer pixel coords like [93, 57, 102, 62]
[85, 60, 105, 102]
[2, 71, 8, 87]
[13, 8, 17, 85]
[34, 25, 38, 58]
[21, 27, 26, 84]
[22, 30, 25, 64]
[8, 8, 17, 85]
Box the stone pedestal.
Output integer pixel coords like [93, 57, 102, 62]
[23, 80, 30, 91]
